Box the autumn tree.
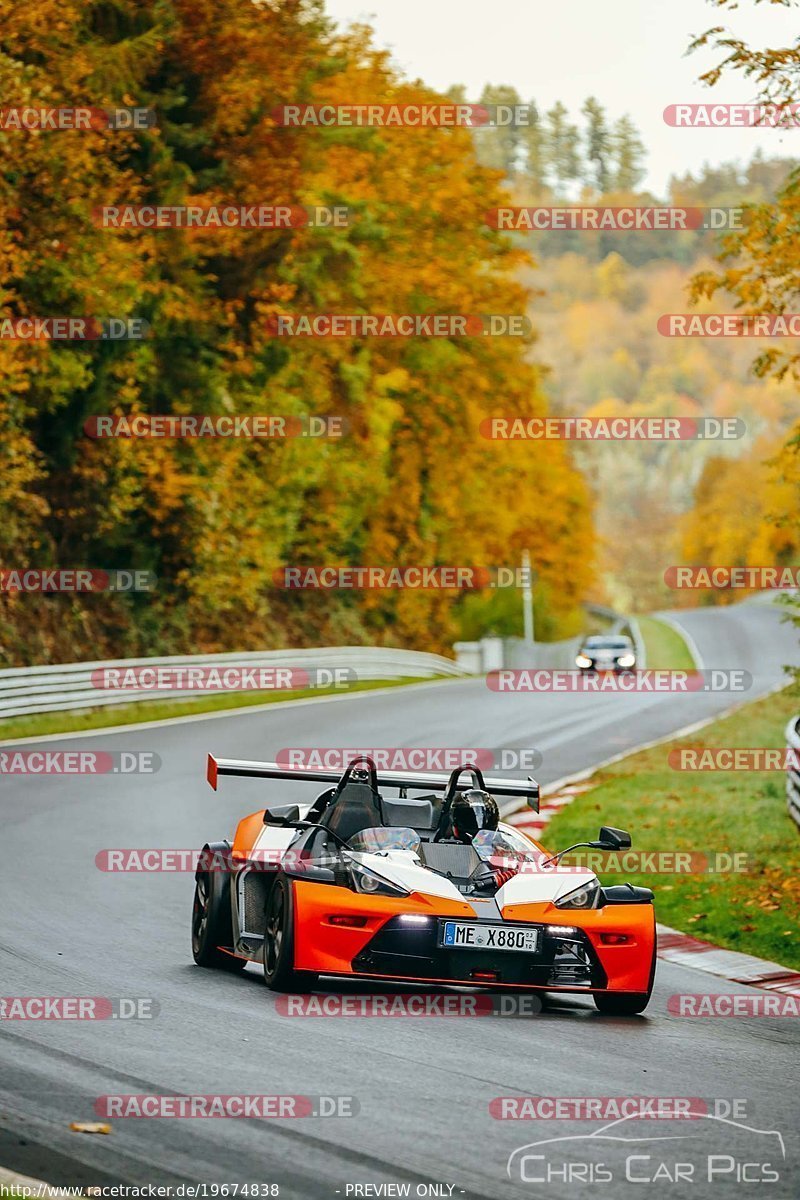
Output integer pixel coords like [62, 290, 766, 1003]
[679, 436, 800, 604]
[0, 0, 594, 662]
[474, 83, 524, 177]
[684, 0, 800, 652]
[582, 96, 611, 192]
[610, 115, 646, 190]
[688, 0, 800, 382]
[521, 100, 546, 191]
[544, 101, 581, 192]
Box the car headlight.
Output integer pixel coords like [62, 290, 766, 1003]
[575, 654, 592, 668]
[555, 880, 602, 910]
[617, 654, 636, 668]
[349, 859, 409, 898]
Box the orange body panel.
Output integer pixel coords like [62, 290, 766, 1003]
[291, 880, 474, 974]
[232, 811, 265, 861]
[290, 879, 655, 993]
[501, 899, 656, 993]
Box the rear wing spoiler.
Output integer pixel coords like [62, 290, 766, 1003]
[207, 754, 538, 810]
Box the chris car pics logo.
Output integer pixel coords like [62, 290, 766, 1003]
[507, 1113, 785, 1186]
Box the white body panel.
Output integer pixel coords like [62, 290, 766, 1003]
[248, 817, 598, 907]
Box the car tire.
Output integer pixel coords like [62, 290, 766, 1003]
[192, 867, 247, 971]
[593, 946, 656, 1015]
[593, 990, 650, 1015]
[263, 873, 318, 993]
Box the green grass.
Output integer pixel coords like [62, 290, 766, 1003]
[637, 614, 696, 670]
[543, 687, 800, 969]
[0, 675, 440, 742]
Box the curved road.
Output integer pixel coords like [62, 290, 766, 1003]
[0, 600, 798, 1198]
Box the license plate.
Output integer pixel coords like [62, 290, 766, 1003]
[440, 922, 539, 953]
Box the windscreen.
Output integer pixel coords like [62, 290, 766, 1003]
[472, 827, 542, 864]
[347, 827, 421, 854]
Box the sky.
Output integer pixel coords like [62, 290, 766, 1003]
[323, 0, 800, 193]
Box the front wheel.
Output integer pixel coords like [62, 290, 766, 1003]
[263, 874, 318, 993]
[593, 991, 650, 1015]
[192, 868, 246, 971]
[594, 945, 656, 1015]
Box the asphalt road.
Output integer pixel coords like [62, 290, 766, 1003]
[0, 600, 798, 1199]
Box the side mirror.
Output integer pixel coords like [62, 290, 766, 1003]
[596, 826, 631, 850]
[263, 804, 301, 826]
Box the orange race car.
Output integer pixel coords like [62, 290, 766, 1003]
[192, 755, 656, 1014]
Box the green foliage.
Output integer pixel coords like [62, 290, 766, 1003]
[543, 687, 800, 969]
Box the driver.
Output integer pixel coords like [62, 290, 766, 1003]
[451, 788, 522, 892]
[451, 788, 500, 843]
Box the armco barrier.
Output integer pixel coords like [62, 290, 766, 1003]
[0, 647, 469, 721]
[786, 715, 800, 832]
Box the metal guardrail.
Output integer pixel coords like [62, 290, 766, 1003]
[0, 647, 469, 720]
[786, 715, 800, 832]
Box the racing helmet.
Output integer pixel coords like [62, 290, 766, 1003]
[451, 788, 499, 844]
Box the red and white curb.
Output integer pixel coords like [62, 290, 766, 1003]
[655, 924, 800, 997]
[508, 785, 800, 998]
[506, 783, 592, 839]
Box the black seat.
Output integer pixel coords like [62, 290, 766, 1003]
[318, 779, 383, 843]
[380, 795, 438, 832]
